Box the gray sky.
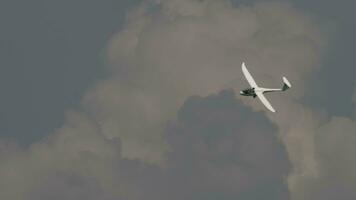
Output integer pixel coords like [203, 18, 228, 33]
[0, 0, 355, 200]
[0, 0, 140, 144]
[292, 0, 356, 117]
[235, 0, 356, 116]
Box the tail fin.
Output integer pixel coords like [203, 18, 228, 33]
[282, 77, 291, 91]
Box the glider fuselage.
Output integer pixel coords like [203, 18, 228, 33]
[240, 87, 282, 97]
[240, 87, 256, 97]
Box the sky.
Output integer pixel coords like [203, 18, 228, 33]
[0, 0, 355, 200]
[0, 0, 140, 143]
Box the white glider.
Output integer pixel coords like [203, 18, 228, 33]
[240, 62, 291, 112]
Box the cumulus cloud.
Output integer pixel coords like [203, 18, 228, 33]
[141, 90, 291, 200]
[85, 0, 323, 165]
[0, 91, 291, 200]
[289, 116, 356, 200]
[0, 112, 123, 200]
[87, 1, 324, 198]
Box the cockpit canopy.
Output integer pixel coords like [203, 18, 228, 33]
[242, 87, 255, 94]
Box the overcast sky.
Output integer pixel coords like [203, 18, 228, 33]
[0, 0, 355, 200]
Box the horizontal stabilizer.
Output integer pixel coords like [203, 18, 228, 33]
[282, 77, 291, 91]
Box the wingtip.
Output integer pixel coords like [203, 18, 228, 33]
[282, 76, 292, 88]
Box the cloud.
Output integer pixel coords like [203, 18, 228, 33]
[84, 0, 323, 165]
[0, 91, 291, 200]
[290, 116, 356, 200]
[89, 1, 325, 198]
[139, 90, 291, 200]
[0, 112, 123, 200]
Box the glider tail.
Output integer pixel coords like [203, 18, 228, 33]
[282, 77, 292, 91]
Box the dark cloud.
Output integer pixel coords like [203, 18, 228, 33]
[125, 90, 291, 200]
[29, 172, 117, 200]
[154, 90, 291, 200]
[0, 90, 291, 200]
[311, 117, 356, 200]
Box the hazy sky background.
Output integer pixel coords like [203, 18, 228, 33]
[0, 0, 355, 200]
[0, 0, 140, 144]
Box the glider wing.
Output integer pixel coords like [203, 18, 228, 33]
[256, 92, 276, 113]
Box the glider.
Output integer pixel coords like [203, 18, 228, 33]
[240, 62, 291, 112]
